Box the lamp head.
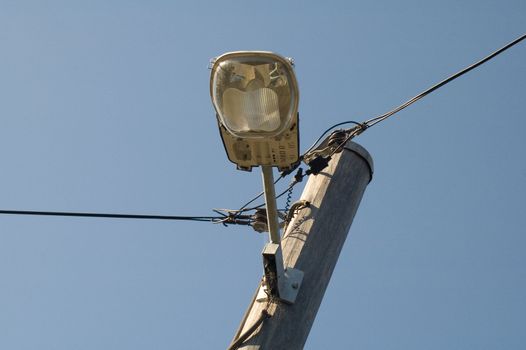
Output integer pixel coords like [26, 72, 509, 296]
[210, 51, 300, 171]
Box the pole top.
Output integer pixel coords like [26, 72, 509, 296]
[344, 142, 374, 182]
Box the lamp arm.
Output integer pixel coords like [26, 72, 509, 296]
[261, 165, 281, 244]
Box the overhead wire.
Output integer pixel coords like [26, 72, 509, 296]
[313, 33, 526, 160]
[302, 120, 363, 155]
[233, 174, 284, 216]
[362, 32, 526, 129]
[0, 209, 227, 223]
[2, 34, 524, 226]
[233, 32, 526, 218]
[235, 173, 305, 214]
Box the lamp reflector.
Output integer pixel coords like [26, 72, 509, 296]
[222, 87, 280, 133]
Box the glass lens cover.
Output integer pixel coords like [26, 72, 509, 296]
[211, 53, 298, 138]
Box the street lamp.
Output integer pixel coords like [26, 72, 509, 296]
[210, 51, 300, 172]
[210, 51, 303, 304]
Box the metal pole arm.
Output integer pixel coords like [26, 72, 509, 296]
[261, 165, 281, 244]
[259, 165, 303, 304]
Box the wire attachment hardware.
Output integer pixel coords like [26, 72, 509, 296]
[251, 208, 287, 233]
[212, 209, 254, 226]
[256, 243, 304, 305]
[302, 125, 367, 175]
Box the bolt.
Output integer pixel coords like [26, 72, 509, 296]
[292, 282, 299, 289]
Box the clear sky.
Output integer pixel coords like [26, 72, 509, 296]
[1, 1, 525, 349]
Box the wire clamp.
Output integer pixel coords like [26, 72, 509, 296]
[251, 208, 287, 233]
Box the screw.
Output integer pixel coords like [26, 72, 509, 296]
[292, 282, 299, 289]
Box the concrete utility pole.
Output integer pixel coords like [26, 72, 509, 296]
[230, 141, 374, 350]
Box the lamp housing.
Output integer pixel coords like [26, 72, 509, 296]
[210, 51, 300, 171]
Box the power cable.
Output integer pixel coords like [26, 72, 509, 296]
[362, 32, 526, 128]
[237, 175, 304, 213]
[227, 309, 270, 350]
[4, 34, 524, 227]
[0, 209, 227, 223]
[303, 120, 363, 155]
[308, 33, 526, 165]
[234, 174, 284, 216]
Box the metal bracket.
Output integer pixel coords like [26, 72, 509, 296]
[256, 243, 304, 304]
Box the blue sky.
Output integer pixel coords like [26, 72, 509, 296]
[1, 1, 525, 349]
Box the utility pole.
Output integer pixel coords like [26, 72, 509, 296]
[229, 141, 374, 350]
